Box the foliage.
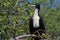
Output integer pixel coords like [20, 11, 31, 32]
[0, 0, 60, 40]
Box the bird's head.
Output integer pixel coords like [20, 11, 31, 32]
[28, 3, 40, 9]
[35, 3, 40, 10]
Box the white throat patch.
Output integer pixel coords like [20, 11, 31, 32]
[33, 9, 40, 28]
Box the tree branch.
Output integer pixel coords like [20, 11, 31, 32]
[9, 34, 38, 40]
[16, 34, 38, 39]
[13, 0, 18, 8]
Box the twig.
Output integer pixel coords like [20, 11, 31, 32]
[16, 34, 38, 39]
[9, 34, 38, 40]
[13, 0, 18, 8]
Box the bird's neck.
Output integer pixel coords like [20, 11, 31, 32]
[34, 9, 39, 16]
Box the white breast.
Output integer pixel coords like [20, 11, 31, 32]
[33, 15, 40, 28]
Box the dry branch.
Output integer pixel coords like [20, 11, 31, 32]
[9, 34, 38, 40]
[16, 34, 38, 39]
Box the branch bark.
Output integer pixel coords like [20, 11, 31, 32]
[16, 34, 38, 39]
[9, 34, 38, 40]
[13, 0, 19, 8]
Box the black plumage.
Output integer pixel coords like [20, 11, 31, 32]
[29, 3, 45, 40]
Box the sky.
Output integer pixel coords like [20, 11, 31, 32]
[27, 0, 60, 4]
[27, 0, 60, 9]
[27, 0, 60, 3]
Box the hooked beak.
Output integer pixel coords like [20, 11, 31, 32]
[28, 5, 35, 7]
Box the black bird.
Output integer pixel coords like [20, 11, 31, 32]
[29, 3, 45, 40]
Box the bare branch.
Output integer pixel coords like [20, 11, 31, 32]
[13, 0, 19, 8]
[16, 34, 38, 39]
[15, 0, 18, 6]
[9, 34, 38, 40]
